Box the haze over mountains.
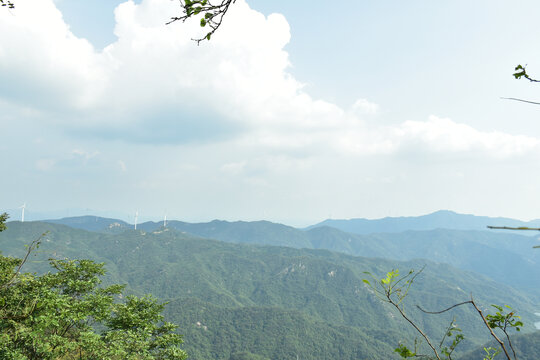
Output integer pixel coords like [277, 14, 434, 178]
[43, 209, 540, 235]
[308, 210, 540, 234]
[2, 210, 540, 359]
[43, 210, 540, 293]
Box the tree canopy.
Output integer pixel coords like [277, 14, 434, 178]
[0, 213, 188, 360]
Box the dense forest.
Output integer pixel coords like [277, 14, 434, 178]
[2, 215, 540, 359]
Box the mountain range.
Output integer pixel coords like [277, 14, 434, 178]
[43, 211, 540, 294]
[2, 210, 540, 359]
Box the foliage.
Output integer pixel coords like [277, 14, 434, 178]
[0, 0, 14, 9]
[363, 268, 522, 360]
[167, 0, 236, 44]
[512, 65, 540, 83]
[0, 217, 187, 360]
[0, 213, 7, 232]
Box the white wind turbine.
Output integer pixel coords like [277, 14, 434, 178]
[134, 210, 139, 230]
[163, 212, 167, 228]
[20, 203, 26, 222]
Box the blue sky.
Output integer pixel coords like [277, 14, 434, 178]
[2, 0, 540, 226]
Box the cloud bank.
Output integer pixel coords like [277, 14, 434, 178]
[1, 0, 537, 159]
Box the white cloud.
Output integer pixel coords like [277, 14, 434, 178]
[393, 115, 540, 157]
[350, 98, 379, 115]
[0, 0, 104, 110]
[1, 0, 539, 162]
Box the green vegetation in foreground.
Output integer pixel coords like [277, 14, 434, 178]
[0, 214, 187, 360]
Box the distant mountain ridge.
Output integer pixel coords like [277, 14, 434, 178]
[34, 213, 540, 294]
[43, 210, 540, 236]
[45, 215, 130, 232]
[307, 210, 540, 234]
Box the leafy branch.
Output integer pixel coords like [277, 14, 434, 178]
[167, 0, 236, 44]
[418, 298, 519, 360]
[513, 65, 540, 83]
[363, 267, 443, 359]
[501, 64, 540, 105]
[363, 268, 521, 360]
[0, 0, 14, 9]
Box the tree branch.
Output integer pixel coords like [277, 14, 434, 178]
[500, 97, 540, 106]
[469, 297, 512, 360]
[419, 297, 513, 360]
[0, 0, 14, 9]
[167, 0, 236, 44]
[487, 225, 540, 231]
[0, 233, 45, 290]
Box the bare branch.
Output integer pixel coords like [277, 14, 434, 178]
[0, 233, 46, 290]
[488, 225, 540, 231]
[500, 97, 540, 106]
[391, 300, 441, 360]
[417, 300, 472, 314]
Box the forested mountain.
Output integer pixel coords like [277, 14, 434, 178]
[44, 215, 540, 294]
[45, 215, 131, 233]
[1, 221, 539, 359]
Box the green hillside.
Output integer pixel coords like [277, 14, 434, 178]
[165, 298, 399, 360]
[2, 221, 539, 359]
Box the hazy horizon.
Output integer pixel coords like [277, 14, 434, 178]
[3, 0, 540, 226]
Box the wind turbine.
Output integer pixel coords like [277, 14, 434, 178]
[134, 210, 139, 230]
[163, 212, 167, 228]
[20, 203, 26, 222]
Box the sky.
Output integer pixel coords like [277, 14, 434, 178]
[2, 0, 540, 226]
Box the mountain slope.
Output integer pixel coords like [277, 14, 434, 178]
[2, 222, 539, 359]
[31, 216, 540, 294]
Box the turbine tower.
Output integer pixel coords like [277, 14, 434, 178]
[163, 213, 167, 228]
[20, 203, 26, 222]
[134, 210, 139, 230]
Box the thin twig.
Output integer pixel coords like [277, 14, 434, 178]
[387, 292, 441, 360]
[393, 302, 441, 360]
[469, 297, 511, 360]
[487, 225, 540, 231]
[500, 97, 540, 106]
[0, 233, 45, 290]
[417, 301, 472, 314]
